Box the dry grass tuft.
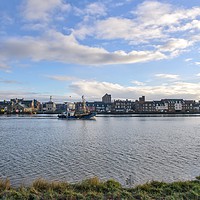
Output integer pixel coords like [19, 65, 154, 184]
[0, 178, 10, 191]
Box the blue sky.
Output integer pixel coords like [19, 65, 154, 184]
[1, 0, 200, 102]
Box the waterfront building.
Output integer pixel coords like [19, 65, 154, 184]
[75, 101, 92, 113]
[11, 103, 33, 113]
[93, 101, 112, 112]
[33, 99, 41, 112]
[42, 102, 56, 112]
[135, 97, 163, 113]
[42, 96, 56, 112]
[86, 102, 97, 112]
[87, 101, 104, 112]
[140, 101, 156, 112]
[0, 101, 11, 113]
[10, 98, 24, 104]
[1, 98, 38, 113]
[102, 93, 111, 104]
[139, 96, 145, 103]
[154, 101, 168, 112]
[1, 95, 200, 114]
[21, 100, 34, 109]
[161, 99, 184, 112]
[113, 99, 132, 112]
[75, 101, 112, 113]
[56, 103, 67, 113]
[67, 102, 75, 111]
[134, 96, 148, 112]
[193, 102, 200, 112]
[182, 100, 195, 112]
[75, 102, 85, 113]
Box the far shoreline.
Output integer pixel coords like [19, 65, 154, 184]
[1, 111, 200, 116]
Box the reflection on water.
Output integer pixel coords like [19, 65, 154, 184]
[0, 114, 200, 186]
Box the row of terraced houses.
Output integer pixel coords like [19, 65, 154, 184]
[83, 94, 200, 113]
[1, 94, 200, 114]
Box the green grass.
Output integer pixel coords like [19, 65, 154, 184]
[0, 176, 200, 199]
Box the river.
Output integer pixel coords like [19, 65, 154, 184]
[0, 114, 200, 186]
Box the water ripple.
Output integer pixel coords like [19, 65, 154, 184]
[0, 115, 200, 186]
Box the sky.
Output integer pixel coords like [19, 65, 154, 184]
[1, 0, 200, 102]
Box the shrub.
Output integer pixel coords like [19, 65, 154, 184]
[196, 176, 200, 181]
[103, 179, 122, 192]
[85, 191, 103, 200]
[32, 178, 69, 193]
[0, 177, 200, 199]
[0, 178, 10, 192]
[32, 179, 50, 191]
[74, 177, 104, 193]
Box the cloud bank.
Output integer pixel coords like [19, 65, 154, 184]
[0, 1, 199, 67]
[0, 31, 167, 65]
[69, 80, 200, 101]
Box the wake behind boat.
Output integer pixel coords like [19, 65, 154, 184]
[58, 96, 96, 120]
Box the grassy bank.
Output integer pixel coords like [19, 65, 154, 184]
[0, 176, 200, 199]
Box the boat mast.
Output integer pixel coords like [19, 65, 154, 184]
[82, 95, 86, 113]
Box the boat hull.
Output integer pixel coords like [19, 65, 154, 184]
[58, 112, 96, 120]
[57, 114, 77, 119]
[75, 112, 96, 119]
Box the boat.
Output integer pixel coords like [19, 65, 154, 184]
[58, 96, 96, 120]
[74, 111, 96, 119]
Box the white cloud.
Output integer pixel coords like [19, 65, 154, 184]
[73, 2, 106, 18]
[0, 78, 21, 84]
[2, 1, 200, 67]
[196, 73, 200, 77]
[0, 90, 66, 102]
[155, 74, 180, 80]
[96, 17, 164, 42]
[0, 13, 14, 26]
[168, 20, 200, 32]
[134, 1, 172, 25]
[131, 81, 146, 86]
[74, 16, 165, 43]
[192, 35, 200, 43]
[195, 62, 200, 66]
[69, 80, 200, 100]
[158, 38, 193, 52]
[185, 58, 193, 62]
[0, 63, 10, 69]
[22, 0, 71, 21]
[0, 63, 12, 73]
[2, 79, 200, 102]
[71, 26, 94, 40]
[46, 75, 78, 81]
[0, 31, 167, 65]
[73, 0, 200, 52]
[85, 2, 107, 16]
[135, 1, 200, 27]
[23, 23, 48, 31]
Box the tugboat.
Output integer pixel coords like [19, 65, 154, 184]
[58, 96, 96, 120]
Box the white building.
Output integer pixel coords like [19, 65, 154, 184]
[154, 101, 168, 112]
[42, 96, 56, 112]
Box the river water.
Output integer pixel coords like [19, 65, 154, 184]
[0, 114, 200, 186]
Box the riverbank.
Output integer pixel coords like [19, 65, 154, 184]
[97, 111, 200, 115]
[0, 177, 200, 199]
[1, 111, 200, 115]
